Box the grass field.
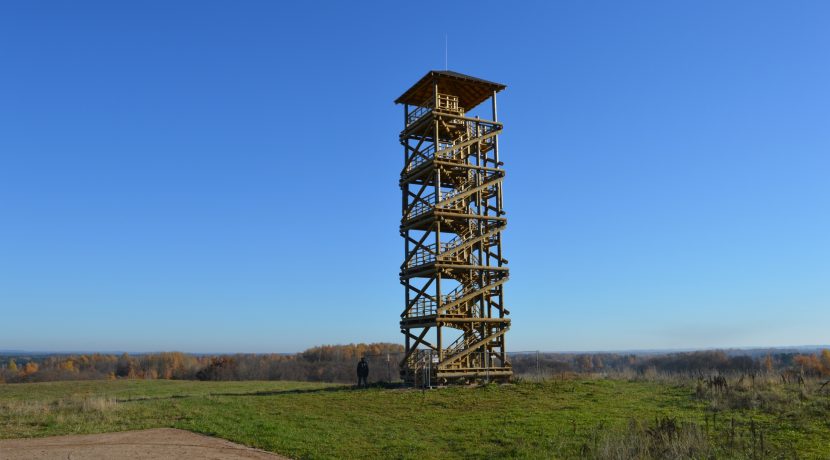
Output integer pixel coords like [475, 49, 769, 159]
[1, 377, 828, 459]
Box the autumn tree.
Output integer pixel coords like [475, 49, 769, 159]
[820, 349, 830, 376]
[59, 359, 77, 373]
[21, 362, 39, 377]
[578, 355, 593, 371]
[794, 354, 823, 377]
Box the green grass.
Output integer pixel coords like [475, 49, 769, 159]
[1, 377, 828, 459]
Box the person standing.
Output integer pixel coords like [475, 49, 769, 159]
[357, 357, 369, 388]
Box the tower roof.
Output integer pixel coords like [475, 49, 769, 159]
[395, 70, 506, 110]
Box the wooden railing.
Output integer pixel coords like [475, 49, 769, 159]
[405, 93, 465, 127]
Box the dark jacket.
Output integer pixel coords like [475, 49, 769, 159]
[357, 360, 369, 377]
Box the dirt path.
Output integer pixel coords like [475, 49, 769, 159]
[0, 428, 289, 460]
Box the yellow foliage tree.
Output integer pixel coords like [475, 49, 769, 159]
[22, 362, 39, 376]
[794, 354, 822, 377]
[821, 349, 830, 376]
[60, 360, 77, 373]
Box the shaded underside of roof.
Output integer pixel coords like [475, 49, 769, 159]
[395, 70, 507, 110]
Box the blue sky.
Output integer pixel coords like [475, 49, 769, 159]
[1, 1, 828, 353]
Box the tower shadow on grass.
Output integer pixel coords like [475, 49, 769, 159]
[116, 382, 408, 403]
[212, 381, 409, 397]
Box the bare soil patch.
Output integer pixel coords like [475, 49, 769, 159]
[0, 428, 288, 460]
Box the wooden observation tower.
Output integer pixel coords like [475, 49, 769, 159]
[396, 71, 511, 385]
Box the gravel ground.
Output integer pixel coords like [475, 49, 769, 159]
[0, 428, 288, 460]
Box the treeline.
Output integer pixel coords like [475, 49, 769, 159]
[0, 343, 403, 384]
[510, 349, 830, 378]
[2, 346, 829, 384]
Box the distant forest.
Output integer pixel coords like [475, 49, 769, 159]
[0, 343, 402, 384]
[1, 344, 829, 384]
[510, 349, 830, 380]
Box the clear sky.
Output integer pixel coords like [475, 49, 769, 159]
[1, 1, 828, 353]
